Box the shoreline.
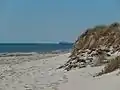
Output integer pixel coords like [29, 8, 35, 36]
[0, 49, 71, 57]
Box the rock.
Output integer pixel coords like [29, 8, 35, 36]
[90, 56, 101, 67]
[79, 62, 86, 67]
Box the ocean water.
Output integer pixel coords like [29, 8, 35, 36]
[0, 43, 73, 53]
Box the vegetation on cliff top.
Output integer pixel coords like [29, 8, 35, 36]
[71, 22, 120, 57]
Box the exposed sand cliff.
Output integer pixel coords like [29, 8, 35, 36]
[59, 22, 120, 73]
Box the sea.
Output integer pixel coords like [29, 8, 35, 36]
[0, 43, 73, 53]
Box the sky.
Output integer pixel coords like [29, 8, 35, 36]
[0, 0, 120, 43]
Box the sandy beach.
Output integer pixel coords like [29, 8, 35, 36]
[0, 53, 69, 90]
[0, 53, 120, 90]
[1, 0, 120, 90]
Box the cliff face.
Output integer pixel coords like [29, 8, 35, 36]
[71, 22, 120, 57]
[59, 22, 120, 71]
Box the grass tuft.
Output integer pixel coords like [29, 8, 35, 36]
[96, 56, 120, 76]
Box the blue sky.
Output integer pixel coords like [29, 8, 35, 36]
[0, 0, 120, 43]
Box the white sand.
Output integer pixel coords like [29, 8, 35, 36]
[58, 67, 120, 90]
[0, 53, 69, 90]
[0, 53, 120, 90]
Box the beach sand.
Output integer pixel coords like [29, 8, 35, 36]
[0, 53, 120, 90]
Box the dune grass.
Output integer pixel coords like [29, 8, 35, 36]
[96, 56, 120, 76]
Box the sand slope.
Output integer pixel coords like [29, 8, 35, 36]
[59, 66, 120, 90]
